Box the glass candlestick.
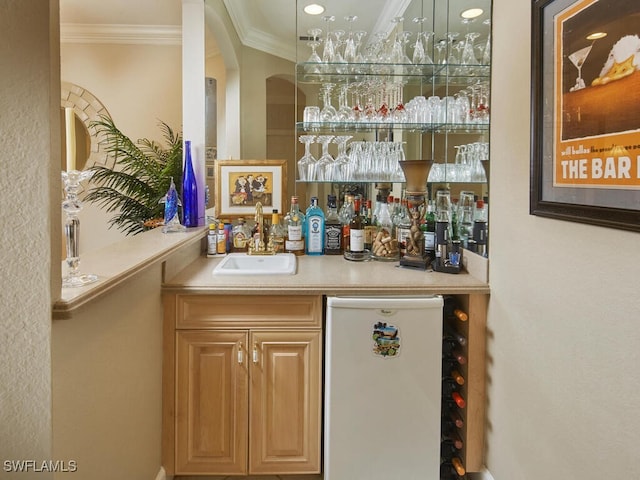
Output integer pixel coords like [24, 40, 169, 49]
[61, 170, 98, 288]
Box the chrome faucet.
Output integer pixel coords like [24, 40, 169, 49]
[248, 201, 275, 255]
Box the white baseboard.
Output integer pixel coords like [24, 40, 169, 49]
[154, 466, 166, 480]
[469, 468, 495, 480]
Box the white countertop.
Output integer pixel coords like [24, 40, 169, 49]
[163, 253, 490, 296]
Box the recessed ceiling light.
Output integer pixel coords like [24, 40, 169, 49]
[586, 32, 607, 40]
[461, 8, 484, 19]
[304, 4, 325, 15]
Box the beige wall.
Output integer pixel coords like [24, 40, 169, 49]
[487, 0, 640, 478]
[61, 41, 182, 253]
[0, 2, 59, 478]
[52, 265, 165, 480]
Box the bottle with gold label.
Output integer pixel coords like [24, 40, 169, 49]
[284, 196, 305, 255]
[232, 217, 250, 252]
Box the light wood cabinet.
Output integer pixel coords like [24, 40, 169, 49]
[163, 294, 322, 476]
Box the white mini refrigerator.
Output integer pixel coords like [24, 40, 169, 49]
[324, 295, 443, 480]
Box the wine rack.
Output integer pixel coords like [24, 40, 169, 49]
[440, 294, 487, 477]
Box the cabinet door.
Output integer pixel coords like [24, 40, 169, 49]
[175, 330, 248, 475]
[249, 330, 322, 474]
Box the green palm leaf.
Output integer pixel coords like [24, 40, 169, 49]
[86, 115, 183, 235]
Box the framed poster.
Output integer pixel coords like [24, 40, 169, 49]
[214, 159, 287, 218]
[531, 0, 640, 231]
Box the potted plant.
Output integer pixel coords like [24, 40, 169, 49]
[85, 115, 183, 235]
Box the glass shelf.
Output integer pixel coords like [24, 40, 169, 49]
[296, 121, 490, 134]
[296, 62, 490, 85]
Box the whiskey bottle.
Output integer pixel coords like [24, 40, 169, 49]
[324, 195, 342, 255]
[285, 196, 305, 256]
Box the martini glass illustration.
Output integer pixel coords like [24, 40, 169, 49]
[568, 44, 593, 91]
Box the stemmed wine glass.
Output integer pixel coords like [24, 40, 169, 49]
[298, 135, 317, 181]
[461, 19, 480, 66]
[321, 15, 336, 63]
[446, 32, 460, 65]
[316, 135, 335, 181]
[343, 16, 359, 64]
[332, 135, 353, 180]
[482, 19, 491, 65]
[306, 28, 322, 63]
[320, 83, 338, 122]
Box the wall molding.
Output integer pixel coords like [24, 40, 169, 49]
[60, 23, 182, 46]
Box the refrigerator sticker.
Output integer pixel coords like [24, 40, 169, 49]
[372, 322, 400, 358]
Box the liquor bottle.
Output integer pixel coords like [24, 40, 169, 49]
[232, 217, 250, 252]
[395, 198, 412, 257]
[305, 196, 325, 255]
[284, 196, 305, 256]
[345, 196, 366, 260]
[216, 222, 226, 255]
[423, 201, 436, 259]
[324, 195, 342, 255]
[268, 209, 285, 253]
[339, 193, 355, 252]
[363, 199, 375, 251]
[182, 140, 198, 227]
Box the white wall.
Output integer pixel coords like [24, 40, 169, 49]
[487, 0, 640, 478]
[0, 2, 58, 478]
[61, 41, 182, 252]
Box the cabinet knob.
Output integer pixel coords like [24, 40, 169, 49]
[237, 344, 244, 364]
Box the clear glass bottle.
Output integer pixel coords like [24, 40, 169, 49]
[305, 196, 325, 255]
[324, 194, 342, 255]
[268, 209, 285, 253]
[344, 196, 369, 261]
[284, 196, 305, 256]
[395, 198, 412, 257]
[207, 223, 217, 257]
[339, 193, 355, 253]
[423, 201, 436, 259]
[232, 217, 250, 252]
[371, 196, 399, 261]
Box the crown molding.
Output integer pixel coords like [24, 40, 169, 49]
[60, 23, 182, 46]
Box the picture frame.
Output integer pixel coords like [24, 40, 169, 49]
[214, 159, 287, 219]
[531, 0, 640, 232]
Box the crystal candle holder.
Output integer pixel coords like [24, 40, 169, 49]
[61, 170, 98, 288]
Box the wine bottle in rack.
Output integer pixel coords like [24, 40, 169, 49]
[451, 391, 466, 409]
[450, 369, 465, 386]
[443, 295, 469, 322]
[444, 323, 467, 346]
[442, 429, 464, 450]
[449, 409, 464, 429]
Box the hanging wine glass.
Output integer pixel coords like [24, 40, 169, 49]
[298, 135, 317, 182]
[435, 39, 447, 64]
[412, 17, 427, 65]
[353, 31, 367, 64]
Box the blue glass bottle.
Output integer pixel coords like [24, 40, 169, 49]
[182, 140, 198, 227]
[305, 196, 325, 255]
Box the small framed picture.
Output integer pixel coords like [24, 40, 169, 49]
[214, 159, 287, 218]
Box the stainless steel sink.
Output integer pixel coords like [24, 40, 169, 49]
[212, 253, 297, 275]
